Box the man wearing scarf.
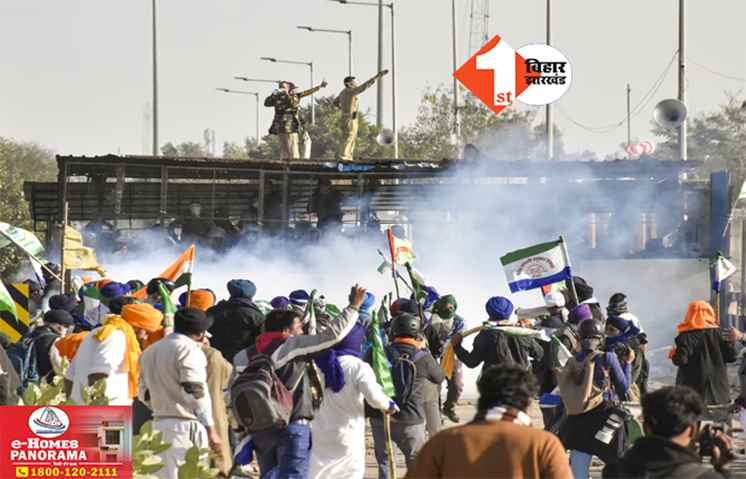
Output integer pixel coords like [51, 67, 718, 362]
[139, 308, 222, 479]
[406, 366, 572, 479]
[670, 300, 738, 406]
[607, 292, 649, 395]
[309, 323, 396, 479]
[604, 315, 643, 401]
[207, 279, 264, 363]
[369, 313, 444, 479]
[424, 294, 464, 424]
[65, 303, 162, 405]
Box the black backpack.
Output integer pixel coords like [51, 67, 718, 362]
[6, 331, 55, 391]
[230, 352, 300, 433]
[387, 346, 426, 407]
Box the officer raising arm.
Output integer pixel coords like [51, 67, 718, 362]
[334, 70, 388, 161]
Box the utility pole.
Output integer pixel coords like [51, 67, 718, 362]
[152, 0, 159, 156]
[678, 0, 687, 161]
[626, 83, 632, 149]
[376, 0, 384, 128]
[545, 0, 553, 160]
[390, 4, 398, 158]
[451, 0, 461, 143]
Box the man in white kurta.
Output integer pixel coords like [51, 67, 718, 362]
[309, 323, 395, 479]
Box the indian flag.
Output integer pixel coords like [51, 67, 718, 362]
[387, 228, 415, 265]
[500, 239, 572, 293]
[132, 245, 196, 299]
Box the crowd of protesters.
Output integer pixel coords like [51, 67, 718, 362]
[0, 256, 744, 479]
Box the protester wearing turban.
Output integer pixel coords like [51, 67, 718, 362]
[568, 304, 593, 325]
[669, 300, 738, 405]
[207, 279, 265, 362]
[100, 282, 131, 300]
[49, 293, 78, 313]
[289, 289, 310, 310]
[454, 296, 543, 389]
[309, 323, 396, 479]
[571, 276, 604, 323]
[29, 310, 74, 382]
[425, 294, 465, 425]
[138, 307, 223, 478]
[65, 302, 162, 406]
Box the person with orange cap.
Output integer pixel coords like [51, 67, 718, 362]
[670, 300, 738, 406]
[64, 302, 162, 405]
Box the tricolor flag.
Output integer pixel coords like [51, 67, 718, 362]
[386, 228, 415, 265]
[133, 245, 195, 299]
[500, 239, 573, 293]
[712, 251, 737, 293]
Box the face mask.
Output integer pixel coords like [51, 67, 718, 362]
[581, 338, 602, 351]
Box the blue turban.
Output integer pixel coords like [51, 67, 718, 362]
[485, 296, 514, 321]
[49, 293, 78, 313]
[289, 289, 310, 306]
[178, 292, 188, 308]
[360, 292, 376, 313]
[100, 282, 131, 299]
[271, 296, 291, 310]
[314, 323, 367, 393]
[227, 279, 256, 300]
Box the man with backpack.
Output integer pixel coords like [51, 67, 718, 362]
[452, 296, 544, 373]
[557, 319, 632, 479]
[207, 279, 264, 363]
[232, 284, 367, 479]
[369, 313, 445, 479]
[8, 309, 73, 389]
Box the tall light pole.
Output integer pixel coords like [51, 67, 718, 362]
[260, 57, 316, 124]
[451, 0, 461, 144]
[233, 77, 283, 85]
[545, 0, 553, 160]
[297, 26, 353, 76]
[152, 0, 159, 156]
[216, 88, 261, 146]
[678, 0, 687, 161]
[331, 0, 398, 158]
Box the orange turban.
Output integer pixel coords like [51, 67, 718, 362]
[55, 331, 90, 360]
[676, 300, 718, 333]
[122, 303, 163, 332]
[188, 289, 215, 312]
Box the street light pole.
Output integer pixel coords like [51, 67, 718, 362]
[348, 30, 353, 75]
[546, 0, 553, 161]
[451, 0, 461, 142]
[297, 26, 353, 76]
[152, 0, 159, 156]
[377, 0, 384, 128]
[678, 0, 687, 161]
[390, 3, 398, 158]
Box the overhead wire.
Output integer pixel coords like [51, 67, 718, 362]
[687, 57, 746, 83]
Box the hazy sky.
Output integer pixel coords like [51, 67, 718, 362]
[1, 0, 744, 158]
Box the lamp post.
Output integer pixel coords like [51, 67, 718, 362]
[260, 57, 316, 125]
[330, 0, 398, 158]
[297, 26, 353, 76]
[152, 0, 159, 156]
[451, 0, 461, 145]
[216, 88, 261, 146]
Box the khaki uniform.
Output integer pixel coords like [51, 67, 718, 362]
[265, 85, 323, 160]
[334, 75, 380, 161]
[203, 345, 233, 477]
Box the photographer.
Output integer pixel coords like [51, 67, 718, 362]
[603, 386, 732, 478]
[604, 316, 642, 401]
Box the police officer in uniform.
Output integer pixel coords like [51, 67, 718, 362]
[334, 70, 388, 161]
[265, 80, 327, 160]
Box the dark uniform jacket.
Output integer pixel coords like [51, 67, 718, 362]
[671, 328, 737, 405]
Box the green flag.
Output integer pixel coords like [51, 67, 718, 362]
[0, 282, 18, 322]
[159, 283, 175, 330]
[370, 310, 395, 397]
[0, 222, 44, 257]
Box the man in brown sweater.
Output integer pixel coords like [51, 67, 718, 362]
[405, 365, 571, 479]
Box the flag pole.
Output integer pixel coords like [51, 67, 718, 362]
[383, 413, 398, 479]
[386, 229, 401, 299]
[0, 229, 62, 282]
[559, 235, 579, 306]
[60, 202, 69, 294]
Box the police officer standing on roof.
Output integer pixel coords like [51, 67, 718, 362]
[334, 70, 388, 161]
[265, 79, 328, 160]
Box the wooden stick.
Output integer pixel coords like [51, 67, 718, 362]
[384, 413, 398, 479]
